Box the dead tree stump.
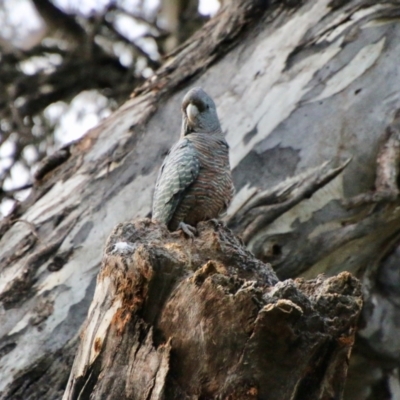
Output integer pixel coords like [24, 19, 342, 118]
[63, 219, 362, 400]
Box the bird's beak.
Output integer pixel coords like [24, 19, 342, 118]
[186, 103, 199, 125]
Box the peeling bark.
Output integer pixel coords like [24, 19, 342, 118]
[343, 110, 400, 208]
[63, 220, 362, 400]
[227, 158, 351, 244]
[1, 0, 400, 398]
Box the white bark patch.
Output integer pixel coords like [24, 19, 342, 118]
[363, 18, 399, 29]
[308, 220, 344, 239]
[0, 222, 32, 261]
[84, 95, 154, 164]
[24, 174, 87, 224]
[253, 173, 343, 237]
[310, 38, 385, 103]
[7, 313, 32, 335]
[0, 260, 25, 294]
[224, 183, 257, 220]
[316, 4, 391, 44]
[220, 0, 340, 169]
[73, 276, 121, 377]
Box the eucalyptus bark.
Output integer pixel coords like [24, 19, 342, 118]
[1, 0, 400, 399]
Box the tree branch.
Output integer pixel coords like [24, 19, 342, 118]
[228, 158, 351, 243]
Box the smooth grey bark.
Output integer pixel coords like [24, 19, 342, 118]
[1, 0, 400, 398]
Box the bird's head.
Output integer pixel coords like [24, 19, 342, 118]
[181, 87, 221, 136]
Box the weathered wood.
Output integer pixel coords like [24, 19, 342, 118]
[227, 158, 351, 244]
[1, 0, 400, 398]
[63, 219, 362, 399]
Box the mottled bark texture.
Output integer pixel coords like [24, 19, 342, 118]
[1, 0, 400, 398]
[63, 219, 362, 400]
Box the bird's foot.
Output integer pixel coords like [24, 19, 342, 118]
[178, 222, 197, 239]
[209, 218, 223, 228]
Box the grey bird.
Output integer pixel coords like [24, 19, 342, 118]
[152, 87, 234, 237]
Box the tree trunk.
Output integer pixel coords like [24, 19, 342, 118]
[62, 219, 361, 399]
[1, 0, 400, 398]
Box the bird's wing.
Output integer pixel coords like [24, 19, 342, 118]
[152, 138, 200, 225]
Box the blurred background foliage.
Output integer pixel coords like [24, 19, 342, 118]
[0, 0, 220, 217]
